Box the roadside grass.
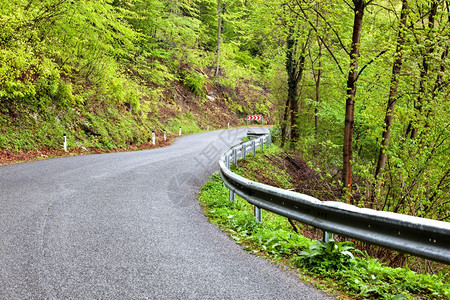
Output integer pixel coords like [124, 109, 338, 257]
[198, 145, 449, 299]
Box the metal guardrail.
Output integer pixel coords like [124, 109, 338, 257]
[246, 131, 266, 140]
[219, 133, 450, 264]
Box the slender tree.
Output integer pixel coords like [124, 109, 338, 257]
[277, 1, 313, 146]
[374, 0, 409, 181]
[342, 0, 369, 201]
[286, 28, 311, 144]
[310, 30, 322, 144]
[215, 0, 222, 76]
[408, 0, 439, 139]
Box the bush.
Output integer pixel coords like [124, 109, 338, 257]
[182, 70, 206, 97]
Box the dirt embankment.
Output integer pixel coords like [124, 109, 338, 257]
[0, 136, 176, 166]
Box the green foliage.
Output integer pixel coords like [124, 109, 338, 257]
[0, 0, 274, 152]
[182, 70, 207, 97]
[199, 173, 310, 257]
[234, 144, 293, 189]
[296, 239, 362, 272]
[0, 0, 149, 150]
[251, 226, 310, 258]
[248, 0, 450, 222]
[336, 256, 450, 299]
[165, 115, 202, 135]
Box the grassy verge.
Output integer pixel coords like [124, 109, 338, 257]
[198, 145, 449, 299]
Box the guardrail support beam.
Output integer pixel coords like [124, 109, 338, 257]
[242, 145, 246, 160]
[254, 206, 262, 223]
[252, 141, 256, 156]
[260, 137, 264, 152]
[233, 148, 237, 165]
[224, 154, 230, 187]
[323, 231, 333, 243]
[229, 190, 235, 202]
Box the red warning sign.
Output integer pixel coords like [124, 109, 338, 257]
[246, 115, 262, 121]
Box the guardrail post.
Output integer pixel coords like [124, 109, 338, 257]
[242, 144, 246, 160]
[233, 148, 237, 165]
[228, 153, 235, 202]
[223, 154, 230, 188]
[229, 189, 235, 202]
[254, 206, 262, 223]
[266, 136, 270, 148]
[252, 140, 256, 156]
[323, 231, 333, 243]
[260, 137, 264, 152]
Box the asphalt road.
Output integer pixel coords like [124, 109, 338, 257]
[0, 128, 334, 299]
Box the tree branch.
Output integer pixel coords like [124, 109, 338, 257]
[297, 4, 345, 75]
[357, 49, 388, 80]
[310, 5, 350, 55]
[342, 0, 354, 10]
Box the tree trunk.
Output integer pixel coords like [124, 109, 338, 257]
[280, 98, 290, 147]
[410, 0, 438, 138]
[285, 30, 308, 146]
[314, 40, 322, 144]
[313, 3, 322, 149]
[374, 0, 409, 180]
[215, 0, 222, 76]
[289, 83, 300, 143]
[432, 44, 448, 100]
[342, 0, 365, 202]
[286, 33, 298, 146]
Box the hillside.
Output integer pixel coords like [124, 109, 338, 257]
[0, 1, 273, 158]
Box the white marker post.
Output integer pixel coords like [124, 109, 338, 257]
[164, 130, 167, 142]
[152, 131, 155, 145]
[179, 127, 182, 136]
[227, 122, 230, 129]
[207, 125, 209, 131]
[63, 133, 67, 152]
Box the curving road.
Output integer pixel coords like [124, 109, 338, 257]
[0, 128, 333, 299]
